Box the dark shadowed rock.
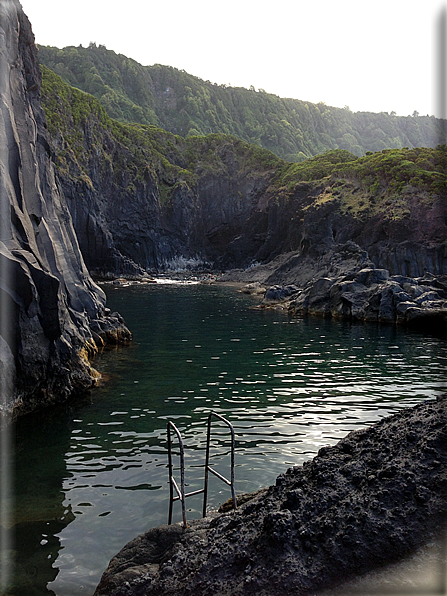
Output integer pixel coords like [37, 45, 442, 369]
[0, 0, 131, 423]
[355, 268, 389, 285]
[94, 396, 447, 596]
[263, 285, 299, 302]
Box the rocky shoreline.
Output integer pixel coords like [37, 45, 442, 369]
[102, 244, 447, 334]
[261, 268, 447, 332]
[94, 253, 447, 337]
[219, 242, 447, 333]
[94, 395, 447, 596]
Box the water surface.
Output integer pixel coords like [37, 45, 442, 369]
[5, 281, 447, 595]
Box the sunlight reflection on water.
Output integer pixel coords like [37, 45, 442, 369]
[7, 282, 447, 595]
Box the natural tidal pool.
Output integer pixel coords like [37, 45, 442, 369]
[3, 281, 447, 595]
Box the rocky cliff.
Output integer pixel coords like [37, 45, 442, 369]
[39, 66, 447, 282]
[39, 67, 283, 276]
[0, 0, 131, 424]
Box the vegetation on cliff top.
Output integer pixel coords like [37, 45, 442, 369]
[273, 145, 447, 221]
[40, 66, 281, 203]
[40, 65, 446, 220]
[41, 65, 195, 194]
[38, 43, 446, 162]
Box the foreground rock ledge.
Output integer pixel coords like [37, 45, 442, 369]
[94, 395, 446, 596]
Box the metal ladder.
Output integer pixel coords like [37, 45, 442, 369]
[167, 412, 236, 528]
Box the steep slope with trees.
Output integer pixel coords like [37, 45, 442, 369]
[38, 44, 446, 162]
[40, 65, 447, 280]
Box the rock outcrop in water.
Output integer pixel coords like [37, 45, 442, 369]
[251, 246, 447, 331]
[0, 0, 131, 424]
[222, 241, 447, 331]
[281, 267, 447, 330]
[94, 395, 447, 596]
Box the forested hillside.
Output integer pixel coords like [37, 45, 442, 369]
[40, 64, 446, 278]
[38, 43, 446, 162]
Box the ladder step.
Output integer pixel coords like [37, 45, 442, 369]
[172, 488, 205, 502]
[207, 466, 231, 486]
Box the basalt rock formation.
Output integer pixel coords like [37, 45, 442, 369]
[94, 395, 447, 596]
[262, 266, 447, 331]
[0, 0, 131, 424]
[240, 241, 447, 331]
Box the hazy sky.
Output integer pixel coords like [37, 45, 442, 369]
[19, 0, 446, 117]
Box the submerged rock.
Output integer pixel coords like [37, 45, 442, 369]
[94, 396, 446, 596]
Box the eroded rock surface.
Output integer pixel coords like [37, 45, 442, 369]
[221, 241, 447, 330]
[94, 396, 447, 596]
[0, 0, 131, 423]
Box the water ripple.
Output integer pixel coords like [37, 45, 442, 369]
[13, 282, 446, 596]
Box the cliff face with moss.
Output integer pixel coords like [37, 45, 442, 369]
[0, 0, 130, 424]
[39, 64, 447, 279]
[40, 65, 282, 275]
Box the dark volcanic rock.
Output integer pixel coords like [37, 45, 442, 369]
[287, 266, 447, 330]
[0, 0, 131, 423]
[245, 243, 447, 331]
[263, 285, 299, 302]
[50, 127, 277, 276]
[94, 396, 447, 596]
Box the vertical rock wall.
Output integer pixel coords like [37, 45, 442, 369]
[0, 0, 130, 424]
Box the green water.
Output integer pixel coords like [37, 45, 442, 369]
[2, 281, 447, 595]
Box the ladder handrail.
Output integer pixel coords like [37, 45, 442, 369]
[167, 421, 192, 528]
[167, 412, 236, 529]
[203, 412, 236, 517]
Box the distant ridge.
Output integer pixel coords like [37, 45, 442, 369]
[38, 43, 446, 162]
